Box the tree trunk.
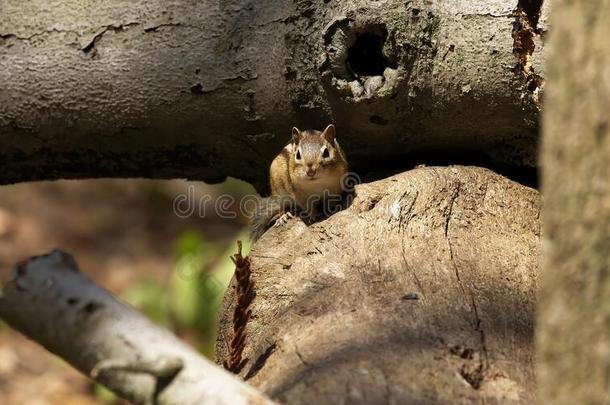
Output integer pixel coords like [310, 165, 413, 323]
[1, 1, 546, 190]
[217, 166, 541, 404]
[537, 1, 610, 403]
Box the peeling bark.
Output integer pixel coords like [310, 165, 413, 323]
[0, 1, 547, 190]
[512, 0, 546, 109]
[217, 166, 541, 404]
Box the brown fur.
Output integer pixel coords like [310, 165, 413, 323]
[250, 124, 348, 240]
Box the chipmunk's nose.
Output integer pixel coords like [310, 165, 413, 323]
[306, 165, 317, 177]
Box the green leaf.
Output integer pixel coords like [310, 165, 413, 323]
[175, 230, 207, 258]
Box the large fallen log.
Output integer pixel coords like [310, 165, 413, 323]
[0, 1, 547, 188]
[217, 166, 541, 403]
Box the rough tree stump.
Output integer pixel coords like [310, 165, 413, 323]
[217, 166, 540, 404]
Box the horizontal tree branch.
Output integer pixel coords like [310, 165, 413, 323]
[0, 250, 276, 405]
[0, 0, 547, 189]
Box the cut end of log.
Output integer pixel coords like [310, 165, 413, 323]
[217, 166, 541, 404]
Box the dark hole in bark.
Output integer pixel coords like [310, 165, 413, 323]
[347, 32, 389, 77]
[369, 115, 388, 125]
[190, 83, 205, 94]
[517, 0, 544, 28]
[527, 74, 543, 92]
[459, 363, 485, 389]
[82, 301, 104, 314]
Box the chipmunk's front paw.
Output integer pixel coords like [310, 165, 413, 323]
[273, 212, 294, 227]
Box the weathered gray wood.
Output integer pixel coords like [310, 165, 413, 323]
[217, 166, 541, 404]
[0, 250, 276, 405]
[0, 1, 546, 189]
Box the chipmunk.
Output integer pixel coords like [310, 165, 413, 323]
[250, 124, 349, 240]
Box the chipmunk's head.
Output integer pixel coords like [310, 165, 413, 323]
[291, 124, 342, 181]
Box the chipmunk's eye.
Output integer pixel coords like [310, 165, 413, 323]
[322, 147, 330, 159]
[295, 149, 302, 161]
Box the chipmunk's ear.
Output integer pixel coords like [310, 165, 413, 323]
[292, 127, 302, 144]
[322, 124, 336, 143]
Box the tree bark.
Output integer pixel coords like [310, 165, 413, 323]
[217, 166, 541, 404]
[537, 1, 610, 403]
[1, 1, 546, 190]
[0, 250, 276, 405]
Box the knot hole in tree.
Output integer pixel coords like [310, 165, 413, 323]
[322, 19, 400, 100]
[346, 29, 395, 77]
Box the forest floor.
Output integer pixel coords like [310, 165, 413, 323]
[0, 178, 252, 405]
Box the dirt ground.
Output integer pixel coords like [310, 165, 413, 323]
[0, 179, 252, 405]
